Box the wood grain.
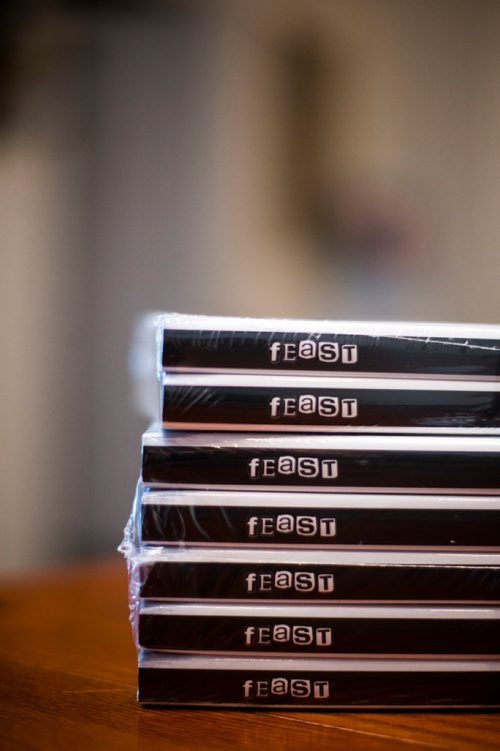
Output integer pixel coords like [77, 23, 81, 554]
[0, 558, 499, 750]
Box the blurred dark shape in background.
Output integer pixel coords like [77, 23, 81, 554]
[1, 0, 499, 571]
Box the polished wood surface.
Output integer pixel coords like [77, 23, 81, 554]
[1, 558, 499, 750]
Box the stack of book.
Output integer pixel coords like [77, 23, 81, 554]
[123, 313, 500, 708]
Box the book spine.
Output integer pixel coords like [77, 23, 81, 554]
[141, 445, 500, 492]
[162, 328, 500, 378]
[162, 383, 500, 431]
[139, 666, 500, 707]
[141, 503, 500, 549]
[138, 612, 500, 656]
[138, 561, 500, 603]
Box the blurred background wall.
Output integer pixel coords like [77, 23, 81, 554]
[1, 0, 499, 571]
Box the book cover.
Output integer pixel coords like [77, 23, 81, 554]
[141, 489, 500, 549]
[159, 314, 500, 379]
[138, 602, 500, 657]
[142, 429, 500, 493]
[138, 653, 500, 707]
[161, 374, 500, 433]
[136, 548, 500, 604]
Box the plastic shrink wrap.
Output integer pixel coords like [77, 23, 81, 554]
[122, 313, 500, 707]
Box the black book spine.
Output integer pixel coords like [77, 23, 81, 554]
[138, 613, 500, 656]
[141, 504, 500, 549]
[162, 329, 500, 378]
[162, 383, 500, 430]
[139, 561, 500, 603]
[139, 666, 500, 707]
[142, 445, 500, 492]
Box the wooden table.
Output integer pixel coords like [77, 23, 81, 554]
[1, 558, 499, 750]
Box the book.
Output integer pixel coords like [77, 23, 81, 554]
[135, 548, 500, 604]
[142, 429, 500, 493]
[138, 653, 500, 707]
[160, 373, 500, 433]
[140, 489, 500, 549]
[138, 602, 500, 658]
[159, 313, 500, 379]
